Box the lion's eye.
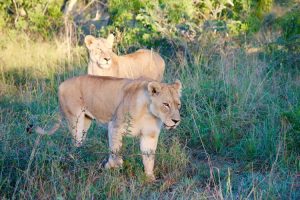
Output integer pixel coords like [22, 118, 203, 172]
[163, 103, 170, 108]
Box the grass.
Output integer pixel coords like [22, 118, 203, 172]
[0, 31, 299, 199]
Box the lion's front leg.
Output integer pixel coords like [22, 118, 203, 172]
[105, 121, 124, 169]
[140, 132, 159, 181]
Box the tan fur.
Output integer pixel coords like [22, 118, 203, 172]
[85, 35, 165, 81]
[35, 75, 182, 180]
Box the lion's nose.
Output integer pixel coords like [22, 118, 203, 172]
[104, 57, 110, 61]
[172, 119, 180, 124]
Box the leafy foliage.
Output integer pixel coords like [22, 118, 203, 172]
[265, 5, 300, 68]
[103, 0, 279, 46]
[0, 0, 63, 38]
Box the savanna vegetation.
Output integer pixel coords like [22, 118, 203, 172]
[0, 0, 299, 199]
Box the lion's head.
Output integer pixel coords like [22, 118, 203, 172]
[85, 34, 115, 69]
[147, 80, 182, 129]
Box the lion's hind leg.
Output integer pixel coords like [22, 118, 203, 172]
[65, 110, 92, 147]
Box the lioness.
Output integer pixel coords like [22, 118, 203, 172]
[85, 34, 165, 81]
[35, 75, 182, 180]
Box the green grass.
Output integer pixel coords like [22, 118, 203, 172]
[0, 32, 299, 199]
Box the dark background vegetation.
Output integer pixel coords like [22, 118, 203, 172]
[0, 0, 299, 199]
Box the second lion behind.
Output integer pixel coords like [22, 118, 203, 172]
[85, 34, 165, 81]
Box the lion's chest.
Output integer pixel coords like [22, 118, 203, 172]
[119, 110, 161, 138]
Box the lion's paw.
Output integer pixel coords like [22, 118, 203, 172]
[104, 157, 123, 169]
[145, 174, 156, 182]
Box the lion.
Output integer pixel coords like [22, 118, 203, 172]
[85, 34, 165, 81]
[33, 75, 182, 180]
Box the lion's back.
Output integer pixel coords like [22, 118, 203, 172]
[119, 49, 165, 81]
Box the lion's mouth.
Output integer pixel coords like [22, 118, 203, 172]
[98, 61, 111, 69]
[164, 123, 176, 130]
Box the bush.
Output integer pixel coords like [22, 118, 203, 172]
[264, 6, 300, 69]
[0, 0, 64, 38]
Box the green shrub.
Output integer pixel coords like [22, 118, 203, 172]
[0, 0, 63, 38]
[105, 0, 196, 47]
[265, 6, 300, 68]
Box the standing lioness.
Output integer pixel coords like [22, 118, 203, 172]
[85, 35, 165, 81]
[35, 75, 182, 180]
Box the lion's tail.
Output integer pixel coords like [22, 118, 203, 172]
[27, 115, 62, 136]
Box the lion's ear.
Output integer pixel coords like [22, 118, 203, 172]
[174, 79, 182, 96]
[106, 34, 114, 48]
[85, 35, 96, 49]
[148, 82, 161, 96]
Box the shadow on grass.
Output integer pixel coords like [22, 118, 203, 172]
[0, 63, 114, 197]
